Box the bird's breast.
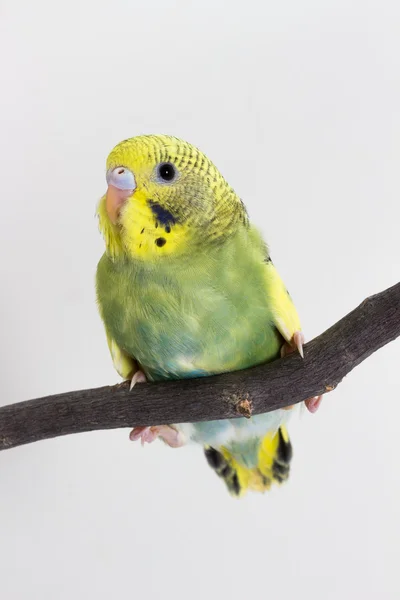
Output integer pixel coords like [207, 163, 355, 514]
[99, 255, 282, 382]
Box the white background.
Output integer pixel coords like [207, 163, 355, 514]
[1, 1, 399, 599]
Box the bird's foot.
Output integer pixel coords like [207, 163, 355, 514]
[129, 425, 185, 448]
[280, 331, 323, 414]
[128, 370, 185, 447]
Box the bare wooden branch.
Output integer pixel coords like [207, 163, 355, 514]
[0, 283, 399, 451]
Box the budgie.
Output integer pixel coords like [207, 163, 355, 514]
[96, 135, 321, 496]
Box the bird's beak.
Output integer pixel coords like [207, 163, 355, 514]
[105, 167, 136, 224]
[106, 185, 133, 224]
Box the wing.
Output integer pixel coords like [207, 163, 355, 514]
[263, 255, 323, 411]
[264, 257, 302, 346]
[105, 329, 137, 379]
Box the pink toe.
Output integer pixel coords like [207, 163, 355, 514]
[305, 395, 323, 413]
[143, 429, 152, 443]
[129, 426, 147, 441]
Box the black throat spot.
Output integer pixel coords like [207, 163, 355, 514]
[148, 200, 177, 228]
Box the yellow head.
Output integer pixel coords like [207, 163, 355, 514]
[97, 135, 248, 260]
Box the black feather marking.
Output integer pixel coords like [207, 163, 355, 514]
[272, 462, 290, 476]
[277, 428, 293, 464]
[148, 200, 177, 227]
[204, 447, 224, 470]
[231, 473, 241, 496]
[204, 447, 242, 496]
[221, 465, 232, 478]
[264, 249, 273, 264]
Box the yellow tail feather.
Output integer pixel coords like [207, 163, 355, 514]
[204, 426, 293, 497]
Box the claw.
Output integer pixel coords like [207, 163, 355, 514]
[280, 331, 305, 359]
[129, 369, 147, 391]
[293, 331, 305, 359]
[281, 331, 323, 412]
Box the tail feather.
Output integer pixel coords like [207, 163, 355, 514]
[204, 426, 293, 497]
[204, 446, 241, 496]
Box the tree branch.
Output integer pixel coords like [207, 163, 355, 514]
[1, 283, 399, 452]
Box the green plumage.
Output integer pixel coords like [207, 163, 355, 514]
[96, 134, 303, 495]
[96, 225, 282, 382]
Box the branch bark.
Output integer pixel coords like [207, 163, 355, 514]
[1, 283, 399, 452]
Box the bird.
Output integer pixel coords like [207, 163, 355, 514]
[96, 134, 321, 496]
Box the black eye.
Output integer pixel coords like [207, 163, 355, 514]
[157, 162, 176, 182]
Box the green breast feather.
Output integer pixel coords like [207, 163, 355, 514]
[96, 225, 282, 382]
